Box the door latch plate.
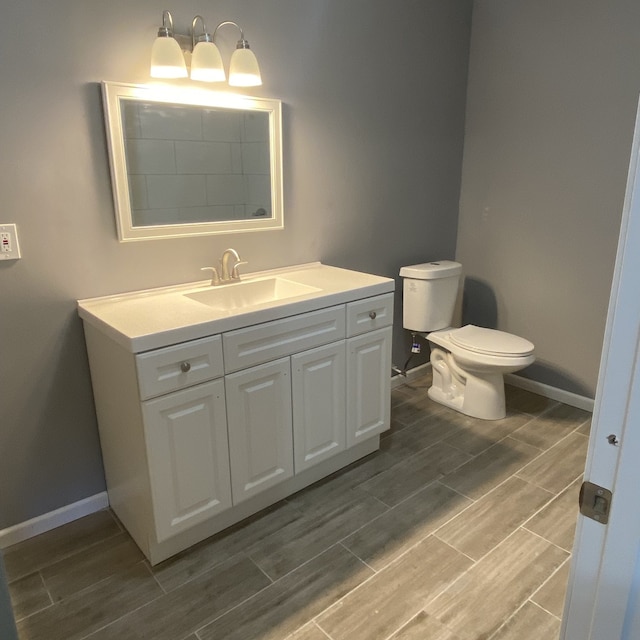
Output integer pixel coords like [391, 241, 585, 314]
[579, 481, 612, 524]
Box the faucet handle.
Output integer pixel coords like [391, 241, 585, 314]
[232, 260, 248, 280]
[201, 266, 220, 286]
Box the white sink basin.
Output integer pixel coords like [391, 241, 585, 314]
[184, 277, 322, 311]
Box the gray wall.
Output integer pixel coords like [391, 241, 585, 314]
[0, 0, 472, 528]
[457, 0, 640, 396]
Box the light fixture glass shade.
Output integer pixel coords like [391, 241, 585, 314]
[150, 36, 188, 78]
[228, 47, 262, 87]
[190, 41, 226, 82]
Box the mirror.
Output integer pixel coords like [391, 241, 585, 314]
[101, 81, 283, 241]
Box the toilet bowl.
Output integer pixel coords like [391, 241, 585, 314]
[427, 325, 535, 420]
[399, 260, 535, 421]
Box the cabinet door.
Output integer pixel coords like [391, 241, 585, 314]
[225, 358, 293, 504]
[346, 326, 392, 447]
[291, 341, 346, 473]
[142, 379, 232, 543]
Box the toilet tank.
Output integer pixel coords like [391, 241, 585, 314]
[399, 260, 462, 332]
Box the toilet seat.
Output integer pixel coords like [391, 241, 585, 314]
[448, 325, 534, 357]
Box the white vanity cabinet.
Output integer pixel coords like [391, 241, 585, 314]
[78, 263, 394, 564]
[104, 334, 232, 545]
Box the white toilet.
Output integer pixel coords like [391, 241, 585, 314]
[399, 260, 535, 420]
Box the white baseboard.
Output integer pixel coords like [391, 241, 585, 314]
[0, 492, 109, 549]
[505, 374, 594, 412]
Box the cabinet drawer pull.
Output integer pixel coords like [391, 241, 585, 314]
[369, 311, 377, 320]
[180, 361, 191, 373]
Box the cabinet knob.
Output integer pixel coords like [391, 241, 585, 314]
[369, 311, 377, 320]
[180, 361, 191, 373]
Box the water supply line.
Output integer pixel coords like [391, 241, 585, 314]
[392, 332, 422, 377]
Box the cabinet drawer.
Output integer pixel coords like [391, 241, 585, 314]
[136, 335, 224, 400]
[346, 293, 394, 337]
[223, 305, 346, 373]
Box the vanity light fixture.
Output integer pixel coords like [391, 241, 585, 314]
[215, 21, 262, 87]
[190, 16, 225, 82]
[150, 11, 262, 87]
[150, 10, 188, 79]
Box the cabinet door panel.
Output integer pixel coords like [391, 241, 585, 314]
[142, 379, 232, 542]
[292, 342, 346, 473]
[225, 358, 293, 503]
[347, 326, 392, 447]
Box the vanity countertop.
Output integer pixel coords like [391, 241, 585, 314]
[78, 262, 395, 353]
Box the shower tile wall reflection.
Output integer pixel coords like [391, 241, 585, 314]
[121, 102, 271, 226]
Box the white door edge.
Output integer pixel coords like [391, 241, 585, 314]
[562, 95, 640, 639]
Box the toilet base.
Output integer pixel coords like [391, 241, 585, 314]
[428, 382, 506, 421]
[429, 347, 507, 420]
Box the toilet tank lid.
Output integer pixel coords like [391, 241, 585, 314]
[399, 260, 462, 280]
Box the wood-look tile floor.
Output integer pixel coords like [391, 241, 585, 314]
[5, 372, 591, 640]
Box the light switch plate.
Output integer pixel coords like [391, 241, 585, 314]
[0, 224, 21, 260]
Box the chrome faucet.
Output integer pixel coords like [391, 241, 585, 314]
[201, 248, 247, 286]
[220, 248, 243, 281]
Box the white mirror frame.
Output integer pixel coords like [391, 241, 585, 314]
[101, 81, 283, 241]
